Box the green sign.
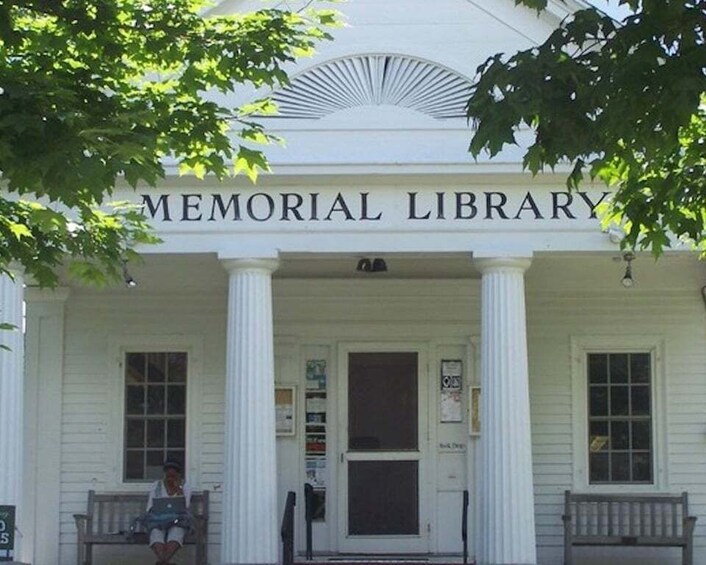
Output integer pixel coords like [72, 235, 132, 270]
[0, 506, 15, 553]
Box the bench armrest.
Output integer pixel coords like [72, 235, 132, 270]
[684, 515, 698, 535]
[74, 514, 88, 529]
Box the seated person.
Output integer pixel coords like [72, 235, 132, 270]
[147, 458, 192, 565]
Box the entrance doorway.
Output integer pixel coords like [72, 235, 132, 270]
[338, 346, 429, 554]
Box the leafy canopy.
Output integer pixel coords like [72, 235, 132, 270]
[0, 0, 339, 285]
[466, 0, 705, 255]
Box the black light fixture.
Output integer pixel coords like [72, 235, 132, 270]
[621, 251, 635, 288]
[701, 285, 706, 308]
[371, 258, 388, 273]
[356, 258, 372, 273]
[356, 257, 387, 273]
[122, 260, 137, 288]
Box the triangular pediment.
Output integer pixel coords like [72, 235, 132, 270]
[205, 0, 592, 169]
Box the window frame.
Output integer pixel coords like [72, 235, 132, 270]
[109, 335, 203, 489]
[571, 336, 667, 492]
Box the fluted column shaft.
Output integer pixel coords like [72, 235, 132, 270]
[0, 270, 24, 549]
[476, 258, 536, 565]
[221, 258, 279, 565]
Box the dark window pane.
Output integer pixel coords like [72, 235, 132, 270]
[348, 353, 417, 451]
[167, 353, 187, 383]
[147, 386, 165, 414]
[632, 420, 652, 450]
[611, 420, 630, 450]
[588, 354, 608, 384]
[147, 420, 165, 448]
[589, 421, 609, 452]
[589, 453, 609, 483]
[126, 353, 146, 384]
[126, 386, 145, 415]
[589, 386, 608, 417]
[147, 353, 166, 383]
[167, 419, 186, 448]
[610, 386, 629, 416]
[630, 353, 650, 383]
[631, 386, 651, 416]
[632, 452, 652, 482]
[126, 419, 144, 448]
[611, 453, 630, 482]
[146, 450, 165, 480]
[609, 354, 629, 383]
[167, 386, 186, 415]
[125, 450, 144, 480]
[348, 461, 418, 535]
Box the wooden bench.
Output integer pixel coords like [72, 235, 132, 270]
[563, 490, 697, 565]
[74, 489, 209, 565]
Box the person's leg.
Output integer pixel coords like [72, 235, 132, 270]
[162, 527, 186, 563]
[150, 528, 168, 563]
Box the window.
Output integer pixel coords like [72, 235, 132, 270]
[587, 352, 652, 484]
[124, 352, 187, 481]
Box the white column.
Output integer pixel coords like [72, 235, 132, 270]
[0, 270, 24, 557]
[221, 258, 279, 565]
[475, 257, 536, 565]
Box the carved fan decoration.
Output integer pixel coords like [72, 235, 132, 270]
[272, 54, 473, 120]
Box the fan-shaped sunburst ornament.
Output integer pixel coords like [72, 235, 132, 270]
[272, 54, 472, 120]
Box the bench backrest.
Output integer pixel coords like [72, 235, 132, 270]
[86, 490, 209, 536]
[565, 491, 689, 540]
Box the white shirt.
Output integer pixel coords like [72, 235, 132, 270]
[146, 479, 192, 511]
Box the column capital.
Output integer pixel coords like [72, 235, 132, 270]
[220, 258, 279, 275]
[474, 256, 532, 274]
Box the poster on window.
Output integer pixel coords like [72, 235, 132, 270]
[440, 360, 463, 422]
[275, 386, 296, 436]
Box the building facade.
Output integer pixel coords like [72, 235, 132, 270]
[2, 1, 706, 564]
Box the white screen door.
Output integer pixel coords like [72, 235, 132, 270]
[338, 347, 429, 553]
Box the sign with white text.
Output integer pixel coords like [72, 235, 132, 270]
[0, 505, 15, 557]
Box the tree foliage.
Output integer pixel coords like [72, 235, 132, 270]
[467, 0, 705, 254]
[0, 0, 338, 285]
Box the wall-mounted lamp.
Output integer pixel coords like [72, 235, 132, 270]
[122, 261, 137, 288]
[701, 285, 706, 308]
[621, 252, 635, 288]
[356, 257, 387, 273]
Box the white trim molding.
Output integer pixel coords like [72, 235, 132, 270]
[570, 335, 668, 492]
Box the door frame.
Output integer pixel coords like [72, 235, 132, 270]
[336, 341, 431, 554]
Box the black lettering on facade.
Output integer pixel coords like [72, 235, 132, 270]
[310, 193, 319, 221]
[182, 194, 203, 221]
[280, 193, 305, 221]
[324, 193, 355, 221]
[247, 193, 275, 222]
[436, 192, 446, 220]
[455, 192, 478, 219]
[484, 192, 509, 220]
[578, 191, 611, 219]
[141, 194, 171, 221]
[551, 192, 576, 219]
[408, 192, 431, 220]
[208, 194, 241, 221]
[513, 192, 543, 220]
[360, 192, 382, 221]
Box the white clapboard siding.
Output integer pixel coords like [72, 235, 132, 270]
[56, 254, 706, 565]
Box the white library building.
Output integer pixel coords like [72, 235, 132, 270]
[2, 1, 706, 564]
